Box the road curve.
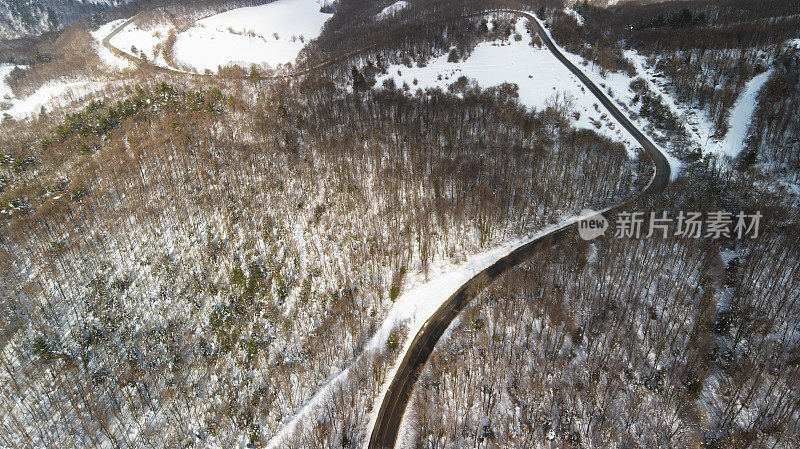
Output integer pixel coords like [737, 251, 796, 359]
[101, 14, 377, 80]
[367, 10, 671, 449]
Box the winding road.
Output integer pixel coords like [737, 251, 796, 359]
[101, 15, 376, 80]
[367, 10, 670, 449]
[104, 8, 670, 448]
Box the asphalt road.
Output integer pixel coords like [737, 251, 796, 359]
[367, 10, 671, 449]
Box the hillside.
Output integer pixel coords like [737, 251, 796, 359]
[0, 0, 133, 40]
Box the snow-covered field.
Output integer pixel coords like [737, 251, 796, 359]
[101, 0, 332, 73]
[173, 0, 332, 72]
[108, 21, 173, 66]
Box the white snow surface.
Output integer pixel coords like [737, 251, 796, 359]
[711, 69, 773, 158]
[376, 1, 409, 20]
[172, 0, 333, 72]
[0, 65, 108, 120]
[0, 64, 17, 102]
[90, 19, 133, 70]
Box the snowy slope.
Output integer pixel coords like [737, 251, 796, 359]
[1, 63, 113, 119]
[172, 0, 333, 72]
[376, 1, 407, 20]
[0, 63, 16, 101]
[711, 69, 773, 158]
[1, 79, 106, 119]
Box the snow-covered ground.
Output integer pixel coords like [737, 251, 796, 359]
[711, 69, 773, 158]
[1, 64, 110, 120]
[265, 208, 615, 448]
[101, 0, 332, 73]
[172, 0, 332, 72]
[376, 1, 408, 20]
[4, 81, 100, 119]
[108, 21, 173, 66]
[0, 64, 17, 103]
[621, 50, 770, 161]
[376, 17, 680, 177]
[90, 19, 133, 70]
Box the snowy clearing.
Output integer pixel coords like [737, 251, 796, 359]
[172, 0, 332, 72]
[376, 1, 409, 20]
[376, 18, 671, 168]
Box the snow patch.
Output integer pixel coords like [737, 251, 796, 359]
[0, 64, 19, 103]
[564, 7, 584, 26]
[0, 72, 108, 120]
[376, 1, 408, 20]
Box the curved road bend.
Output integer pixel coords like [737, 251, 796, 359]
[368, 9, 670, 449]
[101, 15, 376, 80]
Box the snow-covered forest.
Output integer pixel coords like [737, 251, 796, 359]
[0, 0, 798, 448]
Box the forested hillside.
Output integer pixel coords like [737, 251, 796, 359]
[408, 169, 800, 447]
[0, 0, 133, 40]
[0, 52, 639, 447]
[0, 0, 798, 448]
